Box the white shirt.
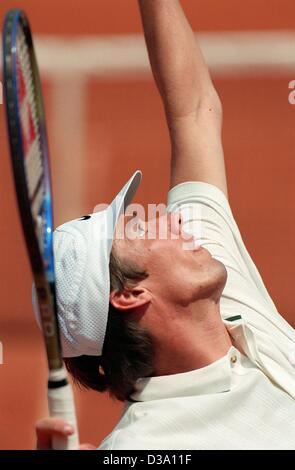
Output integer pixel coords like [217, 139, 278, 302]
[99, 346, 295, 449]
[99, 182, 295, 450]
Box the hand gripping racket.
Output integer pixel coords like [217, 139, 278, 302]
[2, 9, 79, 450]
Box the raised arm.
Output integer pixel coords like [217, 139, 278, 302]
[137, 0, 227, 197]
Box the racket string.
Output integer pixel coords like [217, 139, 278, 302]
[17, 27, 47, 253]
[17, 28, 44, 207]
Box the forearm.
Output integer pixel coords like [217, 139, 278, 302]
[138, 0, 226, 196]
[137, 0, 219, 119]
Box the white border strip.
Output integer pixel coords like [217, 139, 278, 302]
[1, 31, 295, 78]
[32, 31, 295, 78]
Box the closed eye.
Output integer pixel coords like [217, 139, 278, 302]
[125, 212, 147, 239]
[134, 218, 147, 238]
[137, 222, 146, 238]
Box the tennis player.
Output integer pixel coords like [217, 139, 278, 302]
[36, 0, 295, 449]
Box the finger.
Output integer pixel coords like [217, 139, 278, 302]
[78, 444, 96, 450]
[36, 418, 74, 450]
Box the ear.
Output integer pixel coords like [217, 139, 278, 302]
[110, 286, 151, 311]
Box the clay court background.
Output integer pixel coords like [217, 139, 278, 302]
[0, 0, 295, 449]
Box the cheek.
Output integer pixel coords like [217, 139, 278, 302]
[143, 246, 175, 286]
[146, 246, 191, 293]
[146, 241, 192, 275]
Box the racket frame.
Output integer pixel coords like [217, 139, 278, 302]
[3, 10, 62, 371]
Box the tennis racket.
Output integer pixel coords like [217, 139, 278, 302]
[2, 9, 79, 450]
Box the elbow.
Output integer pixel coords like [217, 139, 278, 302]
[165, 84, 223, 124]
[198, 88, 223, 118]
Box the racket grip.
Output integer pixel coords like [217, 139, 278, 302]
[47, 368, 79, 450]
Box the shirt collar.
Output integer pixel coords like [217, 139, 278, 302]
[130, 346, 242, 402]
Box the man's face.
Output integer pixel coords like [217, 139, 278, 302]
[113, 212, 227, 306]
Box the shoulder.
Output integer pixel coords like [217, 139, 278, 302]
[167, 181, 230, 213]
[97, 401, 148, 450]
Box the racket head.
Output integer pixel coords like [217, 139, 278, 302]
[2, 9, 62, 369]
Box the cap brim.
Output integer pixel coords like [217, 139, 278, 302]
[106, 170, 142, 253]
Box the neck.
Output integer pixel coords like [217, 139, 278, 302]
[151, 299, 233, 376]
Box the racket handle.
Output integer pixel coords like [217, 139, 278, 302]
[47, 368, 79, 450]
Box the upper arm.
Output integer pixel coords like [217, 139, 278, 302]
[168, 91, 228, 198]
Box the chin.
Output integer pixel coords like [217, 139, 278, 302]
[213, 257, 227, 282]
[209, 258, 227, 299]
[196, 258, 227, 301]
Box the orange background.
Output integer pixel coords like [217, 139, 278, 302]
[0, 0, 295, 449]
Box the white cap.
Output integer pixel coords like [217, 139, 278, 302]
[33, 171, 142, 357]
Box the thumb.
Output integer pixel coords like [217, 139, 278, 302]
[36, 418, 74, 450]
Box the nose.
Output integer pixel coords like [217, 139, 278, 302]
[155, 212, 183, 239]
[168, 212, 196, 243]
[148, 212, 180, 239]
[168, 212, 182, 236]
